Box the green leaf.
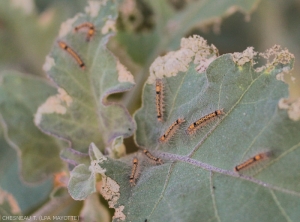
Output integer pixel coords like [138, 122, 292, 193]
[0, 133, 53, 213]
[0, 1, 77, 76]
[29, 188, 83, 220]
[60, 147, 90, 168]
[158, 0, 259, 49]
[116, 0, 259, 64]
[68, 164, 96, 200]
[68, 143, 107, 200]
[80, 193, 110, 222]
[0, 71, 63, 183]
[36, 0, 136, 153]
[0, 187, 21, 219]
[97, 37, 300, 221]
[117, 0, 259, 112]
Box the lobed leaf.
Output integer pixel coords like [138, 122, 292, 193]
[0, 133, 53, 213]
[35, 0, 136, 153]
[68, 143, 107, 200]
[0, 0, 79, 76]
[116, 0, 259, 64]
[116, 0, 260, 113]
[0, 187, 20, 219]
[68, 164, 96, 200]
[28, 188, 83, 220]
[79, 193, 110, 222]
[98, 36, 300, 221]
[0, 71, 63, 183]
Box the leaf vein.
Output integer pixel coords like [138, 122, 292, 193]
[210, 171, 220, 222]
[160, 152, 300, 197]
[269, 189, 292, 222]
[148, 163, 175, 217]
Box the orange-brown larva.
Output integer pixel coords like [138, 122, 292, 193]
[186, 109, 224, 134]
[159, 118, 185, 143]
[130, 157, 139, 186]
[155, 79, 164, 122]
[58, 41, 85, 69]
[234, 152, 272, 172]
[143, 149, 163, 165]
[74, 22, 95, 41]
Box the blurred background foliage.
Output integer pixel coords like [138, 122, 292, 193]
[193, 0, 300, 99]
[0, 0, 299, 220]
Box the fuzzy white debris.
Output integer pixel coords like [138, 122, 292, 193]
[232, 47, 257, 66]
[196, 55, 217, 73]
[101, 177, 120, 207]
[89, 144, 124, 220]
[43, 56, 55, 72]
[34, 88, 73, 125]
[276, 66, 291, 82]
[256, 45, 295, 73]
[148, 35, 218, 84]
[113, 205, 126, 221]
[101, 176, 122, 211]
[116, 60, 135, 84]
[278, 98, 290, 110]
[278, 98, 300, 121]
[276, 72, 285, 82]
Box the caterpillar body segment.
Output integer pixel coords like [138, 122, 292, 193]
[74, 22, 95, 41]
[186, 109, 224, 135]
[159, 118, 185, 143]
[58, 41, 85, 69]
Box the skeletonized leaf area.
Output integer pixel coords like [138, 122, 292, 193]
[97, 35, 300, 222]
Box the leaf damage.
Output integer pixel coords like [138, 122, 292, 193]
[37, 0, 135, 151]
[101, 19, 116, 35]
[43, 56, 55, 72]
[148, 35, 218, 84]
[278, 98, 300, 121]
[130, 33, 298, 221]
[89, 144, 125, 221]
[232, 45, 295, 84]
[232, 47, 257, 66]
[256, 45, 295, 74]
[116, 60, 135, 84]
[34, 88, 73, 125]
[58, 14, 83, 38]
[100, 176, 125, 221]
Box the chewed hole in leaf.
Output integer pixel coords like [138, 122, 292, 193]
[36, 0, 136, 152]
[97, 35, 300, 222]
